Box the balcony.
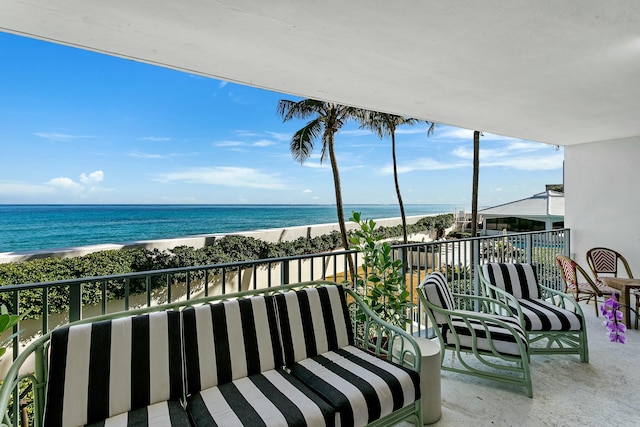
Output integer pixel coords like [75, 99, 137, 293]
[1, 229, 634, 425]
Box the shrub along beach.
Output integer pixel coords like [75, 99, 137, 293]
[0, 213, 453, 320]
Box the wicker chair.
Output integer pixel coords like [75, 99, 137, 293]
[418, 271, 532, 397]
[480, 262, 589, 362]
[556, 254, 618, 317]
[586, 247, 639, 328]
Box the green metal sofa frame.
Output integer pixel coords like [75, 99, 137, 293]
[0, 281, 422, 427]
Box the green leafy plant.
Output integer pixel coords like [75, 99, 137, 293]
[349, 211, 414, 329]
[0, 305, 28, 359]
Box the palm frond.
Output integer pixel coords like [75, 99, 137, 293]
[277, 99, 325, 122]
[290, 119, 322, 163]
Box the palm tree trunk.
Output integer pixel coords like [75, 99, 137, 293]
[391, 133, 408, 244]
[327, 134, 356, 282]
[471, 131, 480, 238]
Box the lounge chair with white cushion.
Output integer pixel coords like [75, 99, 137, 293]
[479, 262, 589, 362]
[418, 272, 532, 397]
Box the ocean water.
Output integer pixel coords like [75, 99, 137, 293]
[0, 204, 458, 253]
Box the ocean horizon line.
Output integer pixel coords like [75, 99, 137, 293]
[0, 204, 459, 254]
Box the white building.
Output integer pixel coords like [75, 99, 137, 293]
[479, 190, 564, 236]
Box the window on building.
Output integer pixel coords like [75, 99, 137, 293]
[485, 217, 546, 232]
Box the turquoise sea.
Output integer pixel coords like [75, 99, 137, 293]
[0, 204, 458, 253]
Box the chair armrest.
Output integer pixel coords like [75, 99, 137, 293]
[421, 294, 528, 356]
[539, 284, 586, 317]
[344, 287, 421, 373]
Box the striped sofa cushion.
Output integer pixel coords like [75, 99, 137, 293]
[444, 312, 528, 357]
[187, 369, 337, 427]
[289, 346, 421, 427]
[419, 272, 456, 325]
[182, 295, 282, 394]
[482, 263, 540, 299]
[44, 311, 185, 427]
[516, 298, 583, 331]
[275, 285, 354, 365]
[85, 401, 190, 427]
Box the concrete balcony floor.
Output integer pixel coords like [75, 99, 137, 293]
[419, 301, 639, 426]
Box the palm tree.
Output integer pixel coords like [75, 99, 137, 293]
[359, 112, 435, 243]
[277, 99, 359, 278]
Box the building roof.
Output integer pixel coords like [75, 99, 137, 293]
[1, 1, 640, 146]
[479, 190, 565, 218]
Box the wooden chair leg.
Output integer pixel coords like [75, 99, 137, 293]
[635, 293, 639, 330]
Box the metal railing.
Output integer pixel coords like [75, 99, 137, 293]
[1, 228, 569, 359]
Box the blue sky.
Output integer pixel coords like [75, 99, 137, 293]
[0, 32, 564, 208]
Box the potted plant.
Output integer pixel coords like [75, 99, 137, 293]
[348, 212, 414, 333]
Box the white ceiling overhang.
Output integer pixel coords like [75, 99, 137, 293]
[2, 0, 639, 146]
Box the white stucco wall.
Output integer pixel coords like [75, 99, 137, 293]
[565, 137, 640, 275]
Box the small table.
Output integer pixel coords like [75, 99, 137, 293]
[393, 337, 442, 425]
[601, 277, 640, 328]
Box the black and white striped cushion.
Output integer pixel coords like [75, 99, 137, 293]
[187, 369, 336, 427]
[419, 272, 456, 325]
[275, 285, 354, 365]
[444, 312, 528, 357]
[182, 295, 282, 394]
[44, 311, 185, 427]
[482, 263, 540, 299]
[289, 346, 421, 427]
[85, 401, 190, 427]
[515, 298, 583, 331]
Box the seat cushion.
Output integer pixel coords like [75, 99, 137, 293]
[289, 346, 420, 427]
[275, 285, 354, 366]
[182, 295, 283, 394]
[513, 298, 583, 331]
[444, 312, 528, 357]
[187, 369, 336, 427]
[44, 311, 184, 427]
[419, 272, 456, 325]
[85, 401, 190, 427]
[482, 263, 540, 299]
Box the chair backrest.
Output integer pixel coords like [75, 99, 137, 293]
[44, 311, 184, 427]
[556, 254, 598, 292]
[418, 272, 456, 325]
[586, 247, 633, 281]
[481, 263, 540, 299]
[275, 284, 354, 366]
[182, 295, 283, 394]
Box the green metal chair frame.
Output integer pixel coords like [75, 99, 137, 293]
[418, 274, 532, 397]
[479, 262, 589, 362]
[0, 281, 423, 427]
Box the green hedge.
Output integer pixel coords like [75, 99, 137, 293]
[0, 214, 453, 317]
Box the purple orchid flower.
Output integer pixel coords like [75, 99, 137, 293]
[602, 294, 626, 344]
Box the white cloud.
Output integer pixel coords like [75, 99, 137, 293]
[154, 167, 288, 190]
[265, 131, 291, 142]
[253, 140, 275, 147]
[380, 158, 468, 174]
[215, 140, 245, 147]
[35, 132, 94, 142]
[218, 81, 228, 89]
[128, 151, 168, 159]
[80, 170, 104, 184]
[0, 181, 53, 196]
[46, 177, 83, 190]
[139, 136, 171, 142]
[452, 142, 563, 170]
[303, 189, 312, 193]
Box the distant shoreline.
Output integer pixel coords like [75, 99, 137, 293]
[0, 214, 438, 264]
